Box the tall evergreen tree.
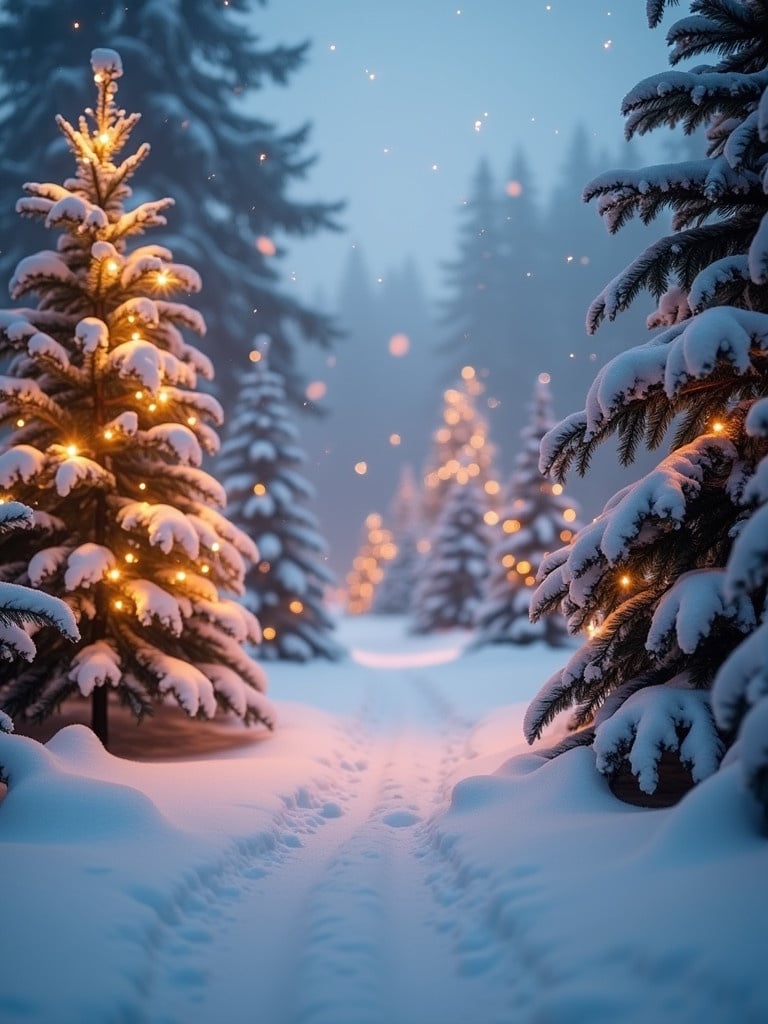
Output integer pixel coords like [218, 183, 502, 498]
[0, 1, 340, 405]
[219, 354, 342, 661]
[0, 49, 274, 747]
[475, 376, 581, 647]
[526, 1, 768, 811]
[411, 479, 490, 634]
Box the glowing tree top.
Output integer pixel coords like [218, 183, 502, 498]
[0, 50, 274, 746]
[422, 366, 500, 524]
[345, 512, 397, 615]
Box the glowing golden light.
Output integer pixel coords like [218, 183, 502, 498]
[211, 542, 221, 552]
[389, 433, 401, 446]
[187, 416, 197, 426]
[525, 576, 536, 586]
[263, 626, 276, 641]
[552, 483, 563, 495]
[354, 461, 368, 475]
[107, 568, 120, 581]
[159, 391, 168, 404]
[176, 571, 186, 582]
[98, 132, 109, 145]
[444, 408, 460, 426]
[506, 180, 523, 197]
[93, 73, 103, 84]
[563, 508, 577, 522]
[484, 480, 500, 496]
[712, 421, 725, 433]
[289, 600, 304, 614]
[253, 483, 267, 495]
[517, 561, 532, 575]
[456, 468, 469, 485]
[66, 444, 78, 457]
[484, 511, 499, 525]
[256, 236, 277, 256]
[148, 403, 157, 413]
[113, 599, 123, 610]
[619, 574, 631, 588]
[461, 365, 476, 380]
[305, 380, 326, 402]
[156, 271, 169, 286]
[469, 433, 484, 449]
[138, 482, 146, 491]
[366, 513, 382, 529]
[560, 530, 573, 542]
[103, 429, 114, 441]
[502, 554, 516, 568]
[249, 350, 262, 363]
[503, 519, 521, 533]
[106, 260, 119, 275]
[135, 390, 144, 400]
[388, 333, 410, 357]
[15, 418, 24, 428]
[201, 564, 210, 574]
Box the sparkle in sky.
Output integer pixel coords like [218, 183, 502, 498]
[255, 0, 669, 297]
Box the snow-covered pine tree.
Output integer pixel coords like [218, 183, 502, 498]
[0, 2, 340, 406]
[474, 375, 581, 647]
[218, 353, 342, 661]
[345, 513, 397, 615]
[525, 1, 768, 810]
[0, 49, 274, 747]
[373, 464, 423, 615]
[422, 369, 500, 524]
[0, 502, 79, 674]
[411, 479, 490, 633]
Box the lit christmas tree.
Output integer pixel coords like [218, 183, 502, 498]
[345, 513, 396, 615]
[0, 50, 274, 747]
[422, 367, 500, 524]
[372, 464, 423, 615]
[219, 354, 342, 661]
[526, 1, 768, 810]
[411, 479, 490, 633]
[475, 375, 581, 647]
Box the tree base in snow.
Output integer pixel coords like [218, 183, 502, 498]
[608, 751, 696, 808]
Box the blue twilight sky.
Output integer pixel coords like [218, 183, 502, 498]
[254, 0, 673, 299]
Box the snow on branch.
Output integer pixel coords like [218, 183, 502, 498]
[593, 683, 724, 794]
[9, 251, 79, 300]
[118, 502, 200, 558]
[647, 568, 755, 659]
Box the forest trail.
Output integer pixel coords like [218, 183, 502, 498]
[144, 648, 516, 1024]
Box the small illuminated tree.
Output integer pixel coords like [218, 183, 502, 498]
[475, 375, 581, 646]
[219, 354, 342, 661]
[373, 464, 423, 615]
[345, 513, 396, 615]
[411, 479, 490, 633]
[422, 367, 500, 523]
[0, 50, 274, 747]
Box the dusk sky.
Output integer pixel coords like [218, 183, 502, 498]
[255, 1, 673, 299]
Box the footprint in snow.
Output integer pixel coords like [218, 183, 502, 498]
[382, 810, 420, 828]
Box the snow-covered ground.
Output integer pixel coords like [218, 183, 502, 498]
[0, 616, 765, 1024]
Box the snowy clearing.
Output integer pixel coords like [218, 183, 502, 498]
[0, 616, 765, 1024]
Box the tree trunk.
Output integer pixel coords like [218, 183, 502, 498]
[91, 686, 108, 749]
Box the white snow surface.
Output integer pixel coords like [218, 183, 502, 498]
[0, 615, 764, 1024]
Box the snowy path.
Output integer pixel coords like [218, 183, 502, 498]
[144, 656, 514, 1024]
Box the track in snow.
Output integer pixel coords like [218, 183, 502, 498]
[143, 663, 517, 1024]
